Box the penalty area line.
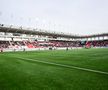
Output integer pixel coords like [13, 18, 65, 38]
[16, 57, 108, 75]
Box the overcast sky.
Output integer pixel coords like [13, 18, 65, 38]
[0, 0, 108, 35]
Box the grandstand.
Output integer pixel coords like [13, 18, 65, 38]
[0, 24, 108, 52]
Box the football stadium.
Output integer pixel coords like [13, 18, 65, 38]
[0, 0, 108, 90]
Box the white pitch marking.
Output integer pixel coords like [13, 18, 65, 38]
[16, 57, 108, 75]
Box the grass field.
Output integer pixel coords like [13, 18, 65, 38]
[0, 48, 108, 90]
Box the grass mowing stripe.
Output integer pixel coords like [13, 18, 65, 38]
[15, 57, 108, 75]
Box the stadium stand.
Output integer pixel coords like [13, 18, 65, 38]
[0, 24, 108, 52]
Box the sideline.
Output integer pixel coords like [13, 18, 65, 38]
[15, 57, 108, 75]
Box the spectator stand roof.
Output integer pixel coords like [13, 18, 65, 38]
[0, 24, 108, 39]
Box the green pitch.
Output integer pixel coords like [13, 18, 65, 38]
[0, 48, 108, 90]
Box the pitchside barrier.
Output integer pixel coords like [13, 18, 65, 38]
[2, 47, 83, 52]
[2, 47, 108, 52]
